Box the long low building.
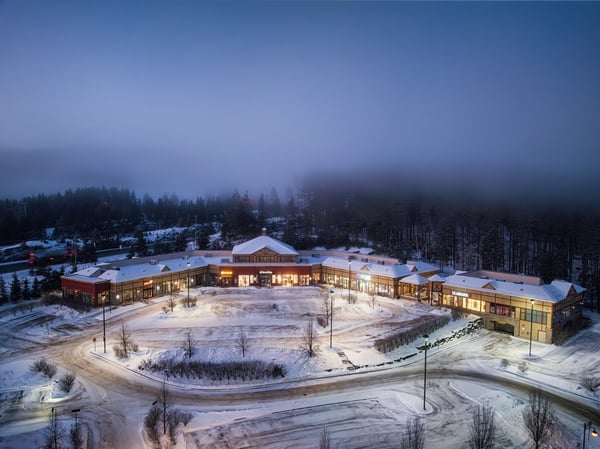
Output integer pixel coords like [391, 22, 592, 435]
[438, 270, 584, 344]
[61, 231, 585, 344]
[60, 231, 438, 306]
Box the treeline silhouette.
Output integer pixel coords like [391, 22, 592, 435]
[1, 179, 599, 310]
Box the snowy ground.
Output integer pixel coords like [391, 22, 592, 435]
[0, 286, 599, 449]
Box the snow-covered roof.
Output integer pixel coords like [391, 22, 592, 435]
[232, 235, 298, 256]
[428, 274, 446, 283]
[69, 256, 208, 283]
[321, 258, 438, 279]
[400, 274, 430, 285]
[75, 266, 104, 278]
[443, 273, 585, 303]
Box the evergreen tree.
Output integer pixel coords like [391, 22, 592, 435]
[22, 278, 31, 301]
[196, 223, 212, 250]
[0, 276, 8, 304]
[0, 277, 8, 304]
[132, 229, 148, 257]
[10, 272, 22, 302]
[79, 240, 97, 263]
[258, 193, 267, 227]
[268, 187, 282, 217]
[174, 232, 187, 252]
[32, 277, 42, 299]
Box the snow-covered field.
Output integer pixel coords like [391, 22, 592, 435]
[0, 286, 599, 449]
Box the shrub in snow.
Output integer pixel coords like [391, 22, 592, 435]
[374, 315, 451, 353]
[316, 316, 328, 328]
[451, 309, 466, 321]
[113, 346, 127, 359]
[170, 409, 192, 427]
[580, 374, 600, 392]
[518, 361, 528, 373]
[144, 404, 161, 445]
[140, 358, 286, 382]
[374, 316, 482, 353]
[30, 358, 57, 379]
[59, 372, 76, 393]
[500, 359, 509, 369]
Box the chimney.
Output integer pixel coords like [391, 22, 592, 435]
[261, 227, 267, 236]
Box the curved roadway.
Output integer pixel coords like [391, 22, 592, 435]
[1, 296, 598, 449]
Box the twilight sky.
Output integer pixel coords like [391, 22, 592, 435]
[1, 1, 599, 201]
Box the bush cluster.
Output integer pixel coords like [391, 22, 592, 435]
[30, 358, 57, 378]
[180, 295, 198, 308]
[144, 404, 192, 448]
[144, 404, 161, 444]
[581, 375, 600, 392]
[374, 315, 451, 353]
[375, 317, 483, 353]
[451, 309, 466, 321]
[113, 342, 138, 359]
[139, 358, 286, 382]
[59, 372, 76, 393]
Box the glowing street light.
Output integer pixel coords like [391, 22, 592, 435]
[529, 299, 535, 357]
[583, 421, 598, 449]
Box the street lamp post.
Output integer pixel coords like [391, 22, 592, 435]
[529, 299, 535, 357]
[102, 295, 107, 354]
[51, 407, 58, 449]
[187, 261, 191, 307]
[583, 421, 598, 449]
[348, 261, 352, 302]
[329, 289, 334, 348]
[423, 334, 429, 411]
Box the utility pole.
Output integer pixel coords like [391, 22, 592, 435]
[329, 290, 334, 348]
[102, 296, 107, 353]
[423, 334, 429, 411]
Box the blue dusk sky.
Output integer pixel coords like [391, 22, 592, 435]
[0, 1, 599, 201]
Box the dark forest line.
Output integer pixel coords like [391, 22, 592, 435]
[1, 181, 599, 309]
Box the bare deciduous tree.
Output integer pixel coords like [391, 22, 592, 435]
[319, 427, 331, 449]
[182, 330, 196, 359]
[468, 404, 497, 449]
[114, 322, 136, 359]
[167, 294, 177, 312]
[70, 420, 83, 449]
[44, 407, 64, 449]
[237, 327, 249, 358]
[301, 317, 319, 357]
[145, 379, 191, 448]
[158, 379, 172, 436]
[400, 416, 425, 449]
[523, 388, 555, 449]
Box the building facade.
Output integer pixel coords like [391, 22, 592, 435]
[61, 233, 585, 344]
[438, 270, 585, 344]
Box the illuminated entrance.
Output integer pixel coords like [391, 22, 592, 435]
[220, 270, 233, 287]
[258, 271, 272, 287]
